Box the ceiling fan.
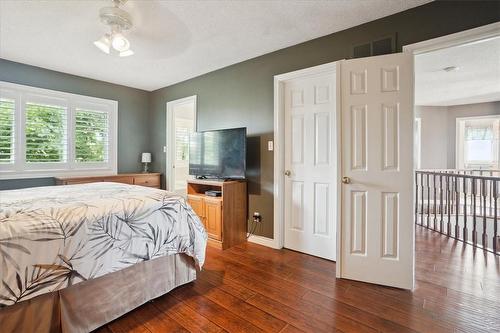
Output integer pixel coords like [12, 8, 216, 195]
[94, 0, 134, 57]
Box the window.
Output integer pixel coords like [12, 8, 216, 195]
[75, 109, 109, 163]
[174, 118, 193, 162]
[0, 82, 117, 178]
[457, 116, 500, 170]
[25, 102, 67, 163]
[0, 98, 15, 164]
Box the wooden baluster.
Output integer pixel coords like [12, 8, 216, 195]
[447, 174, 451, 236]
[463, 176, 468, 242]
[472, 178, 477, 245]
[440, 174, 444, 233]
[420, 173, 424, 226]
[494, 180, 498, 254]
[482, 178, 488, 248]
[490, 171, 493, 217]
[455, 175, 460, 239]
[427, 173, 431, 228]
[433, 174, 438, 230]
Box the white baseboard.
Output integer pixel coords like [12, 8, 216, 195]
[247, 235, 281, 249]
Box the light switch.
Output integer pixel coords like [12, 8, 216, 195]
[163, 146, 167, 153]
[267, 140, 273, 151]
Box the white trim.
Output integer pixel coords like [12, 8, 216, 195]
[247, 235, 279, 249]
[403, 21, 500, 55]
[165, 95, 197, 192]
[0, 81, 118, 179]
[335, 62, 343, 277]
[273, 61, 339, 250]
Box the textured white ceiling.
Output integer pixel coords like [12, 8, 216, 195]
[415, 36, 500, 106]
[0, 0, 430, 91]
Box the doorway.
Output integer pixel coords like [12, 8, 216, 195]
[166, 95, 197, 196]
[407, 22, 500, 254]
[272, 22, 499, 290]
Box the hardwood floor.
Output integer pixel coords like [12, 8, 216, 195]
[96, 226, 500, 333]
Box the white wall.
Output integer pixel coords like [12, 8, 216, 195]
[415, 106, 448, 169]
[415, 101, 500, 169]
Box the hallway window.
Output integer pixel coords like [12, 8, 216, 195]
[457, 116, 500, 169]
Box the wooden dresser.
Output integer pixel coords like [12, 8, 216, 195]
[55, 173, 161, 189]
[187, 179, 247, 250]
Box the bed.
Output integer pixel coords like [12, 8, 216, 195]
[0, 182, 207, 333]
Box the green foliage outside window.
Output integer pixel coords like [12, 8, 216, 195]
[75, 110, 107, 162]
[0, 102, 108, 164]
[25, 103, 66, 162]
[0, 99, 14, 163]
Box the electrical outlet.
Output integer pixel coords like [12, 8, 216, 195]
[253, 212, 262, 223]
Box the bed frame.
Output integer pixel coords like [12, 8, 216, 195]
[0, 254, 196, 333]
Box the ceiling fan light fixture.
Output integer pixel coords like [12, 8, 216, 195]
[93, 0, 134, 57]
[94, 35, 111, 54]
[119, 49, 134, 57]
[111, 33, 130, 52]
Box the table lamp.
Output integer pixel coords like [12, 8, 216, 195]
[141, 152, 151, 173]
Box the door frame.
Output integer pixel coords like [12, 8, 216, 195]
[272, 61, 341, 251]
[403, 21, 500, 55]
[165, 95, 197, 192]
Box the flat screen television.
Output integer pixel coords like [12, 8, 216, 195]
[189, 127, 246, 179]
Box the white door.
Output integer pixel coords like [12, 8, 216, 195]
[166, 96, 197, 196]
[339, 53, 414, 289]
[284, 70, 337, 261]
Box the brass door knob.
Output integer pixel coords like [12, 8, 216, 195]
[342, 176, 351, 184]
[284, 170, 292, 177]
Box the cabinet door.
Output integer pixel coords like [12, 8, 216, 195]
[204, 198, 222, 241]
[187, 195, 205, 226]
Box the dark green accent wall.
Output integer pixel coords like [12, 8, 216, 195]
[0, 59, 150, 190]
[148, 1, 500, 238]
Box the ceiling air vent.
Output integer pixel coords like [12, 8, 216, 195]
[352, 34, 396, 59]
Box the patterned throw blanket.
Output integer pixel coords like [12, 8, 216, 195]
[0, 182, 207, 307]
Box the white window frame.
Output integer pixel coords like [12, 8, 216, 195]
[456, 115, 500, 170]
[0, 81, 118, 179]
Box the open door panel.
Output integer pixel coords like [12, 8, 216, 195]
[339, 52, 414, 289]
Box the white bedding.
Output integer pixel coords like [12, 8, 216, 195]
[0, 182, 207, 307]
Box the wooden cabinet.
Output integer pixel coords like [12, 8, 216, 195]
[204, 198, 222, 241]
[55, 173, 161, 189]
[187, 194, 205, 224]
[186, 179, 247, 250]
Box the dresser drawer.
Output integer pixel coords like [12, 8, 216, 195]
[134, 175, 160, 187]
[56, 173, 161, 188]
[65, 178, 102, 185]
[103, 176, 133, 184]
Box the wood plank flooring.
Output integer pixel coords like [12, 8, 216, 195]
[96, 226, 500, 333]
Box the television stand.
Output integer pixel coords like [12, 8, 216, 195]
[195, 176, 241, 181]
[187, 178, 247, 249]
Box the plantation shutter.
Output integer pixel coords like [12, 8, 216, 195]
[0, 98, 15, 164]
[25, 102, 67, 163]
[75, 109, 109, 163]
[175, 125, 190, 161]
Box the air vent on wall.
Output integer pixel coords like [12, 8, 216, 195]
[352, 34, 397, 59]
